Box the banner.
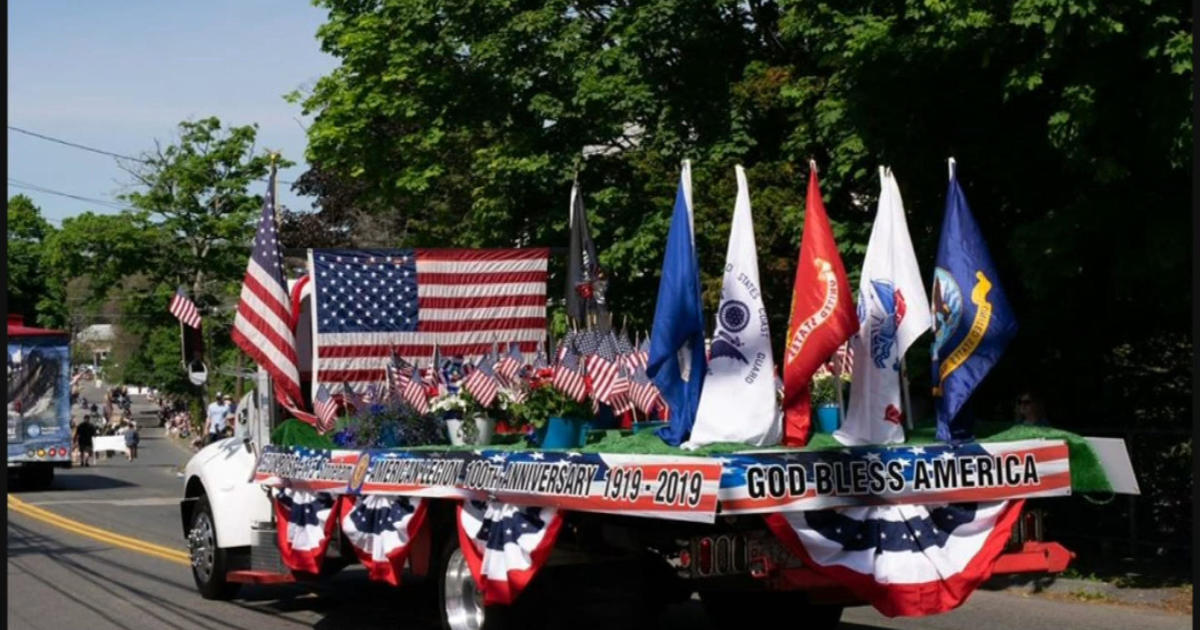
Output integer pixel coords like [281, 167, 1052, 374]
[255, 439, 1071, 520]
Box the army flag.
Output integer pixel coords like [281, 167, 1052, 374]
[837, 168, 932, 445]
[781, 163, 859, 446]
[931, 159, 1017, 442]
[688, 166, 780, 448]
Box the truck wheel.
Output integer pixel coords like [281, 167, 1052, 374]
[187, 495, 241, 600]
[700, 590, 843, 629]
[437, 537, 516, 630]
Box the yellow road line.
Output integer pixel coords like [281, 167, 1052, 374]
[8, 495, 191, 566]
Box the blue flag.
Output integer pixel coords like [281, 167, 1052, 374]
[930, 160, 1017, 442]
[647, 161, 707, 446]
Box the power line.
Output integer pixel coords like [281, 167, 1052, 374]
[8, 125, 148, 163]
[7, 125, 296, 185]
[7, 179, 133, 211]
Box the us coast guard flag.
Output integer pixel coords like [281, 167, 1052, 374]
[648, 161, 707, 446]
[765, 499, 1025, 617]
[931, 159, 1017, 442]
[837, 168, 931, 445]
[687, 166, 779, 448]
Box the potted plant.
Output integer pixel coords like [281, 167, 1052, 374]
[509, 384, 593, 449]
[810, 366, 847, 433]
[431, 391, 495, 446]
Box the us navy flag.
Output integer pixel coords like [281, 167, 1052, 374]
[930, 159, 1017, 442]
[687, 166, 779, 447]
[647, 161, 707, 446]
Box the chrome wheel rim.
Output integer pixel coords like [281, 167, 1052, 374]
[188, 511, 215, 582]
[443, 547, 485, 630]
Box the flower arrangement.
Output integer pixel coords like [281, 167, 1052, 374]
[331, 401, 448, 448]
[810, 364, 851, 406]
[508, 383, 592, 432]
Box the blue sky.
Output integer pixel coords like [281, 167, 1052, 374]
[7, 1, 339, 225]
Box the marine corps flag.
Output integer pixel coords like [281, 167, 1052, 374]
[782, 163, 859, 446]
[931, 159, 1017, 442]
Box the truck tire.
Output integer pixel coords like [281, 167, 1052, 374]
[700, 590, 843, 629]
[23, 464, 54, 491]
[187, 494, 241, 600]
[436, 534, 542, 630]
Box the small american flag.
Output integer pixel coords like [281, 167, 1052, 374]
[463, 352, 500, 408]
[630, 367, 660, 415]
[584, 332, 623, 404]
[231, 166, 311, 423]
[169, 286, 202, 329]
[495, 342, 524, 384]
[313, 384, 338, 432]
[402, 365, 431, 414]
[552, 344, 587, 402]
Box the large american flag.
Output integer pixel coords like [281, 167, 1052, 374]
[310, 248, 548, 393]
[232, 168, 307, 416]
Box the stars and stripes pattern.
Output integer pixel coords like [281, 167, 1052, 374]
[403, 367, 431, 414]
[456, 499, 565, 606]
[341, 494, 429, 586]
[310, 248, 548, 393]
[765, 500, 1025, 617]
[313, 384, 338, 433]
[495, 342, 524, 384]
[463, 351, 501, 408]
[169, 286, 202, 329]
[552, 343, 588, 402]
[232, 167, 308, 418]
[272, 488, 346, 574]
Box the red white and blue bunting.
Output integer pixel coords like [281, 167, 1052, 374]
[765, 500, 1024, 617]
[273, 487, 346, 574]
[456, 500, 564, 605]
[340, 494, 429, 586]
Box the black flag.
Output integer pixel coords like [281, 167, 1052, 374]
[565, 179, 610, 329]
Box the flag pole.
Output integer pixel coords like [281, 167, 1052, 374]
[834, 342, 847, 419]
[900, 358, 915, 431]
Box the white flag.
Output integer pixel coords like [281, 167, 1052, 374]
[687, 166, 780, 448]
[835, 167, 932, 445]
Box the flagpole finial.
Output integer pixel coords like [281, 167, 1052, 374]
[947, 157, 956, 181]
[808, 158, 818, 174]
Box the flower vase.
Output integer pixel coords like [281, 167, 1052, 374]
[471, 413, 496, 446]
[444, 411, 466, 446]
[815, 404, 841, 433]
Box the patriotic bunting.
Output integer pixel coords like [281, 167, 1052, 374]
[272, 488, 346, 574]
[341, 494, 429, 586]
[456, 500, 564, 605]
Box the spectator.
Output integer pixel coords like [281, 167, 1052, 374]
[74, 416, 96, 467]
[1015, 390, 1051, 427]
[205, 393, 231, 445]
[124, 421, 140, 461]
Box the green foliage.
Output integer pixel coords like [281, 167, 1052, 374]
[6, 195, 56, 325]
[508, 384, 593, 430]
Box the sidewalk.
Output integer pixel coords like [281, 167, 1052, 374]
[985, 573, 1192, 615]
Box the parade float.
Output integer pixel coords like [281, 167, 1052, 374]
[180, 160, 1137, 629]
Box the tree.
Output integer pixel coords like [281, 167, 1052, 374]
[7, 195, 56, 325]
[293, 0, 1190, 563]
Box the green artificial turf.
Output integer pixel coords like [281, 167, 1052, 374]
[277, 417, 1112, 493]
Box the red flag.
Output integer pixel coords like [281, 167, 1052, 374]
[782, 165, 859, 446]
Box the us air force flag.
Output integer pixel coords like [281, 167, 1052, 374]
[687, 166, 779, 448]
[648, 161, 707, 446]
[931, 159, 1017, 442]
[837, 168, 931, 445]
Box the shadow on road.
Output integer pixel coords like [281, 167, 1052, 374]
[10, 473, 138, 493]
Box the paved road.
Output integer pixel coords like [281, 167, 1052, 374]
[6, 386, 1191, 630]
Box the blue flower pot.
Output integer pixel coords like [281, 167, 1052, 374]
[539, 416, 589, 449]
[815, 405, 841, 433]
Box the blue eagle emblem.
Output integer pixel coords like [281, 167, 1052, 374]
[930, 268, 963, 361]
[867, 280, 900, 371]
[709, 330, 748, 364]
